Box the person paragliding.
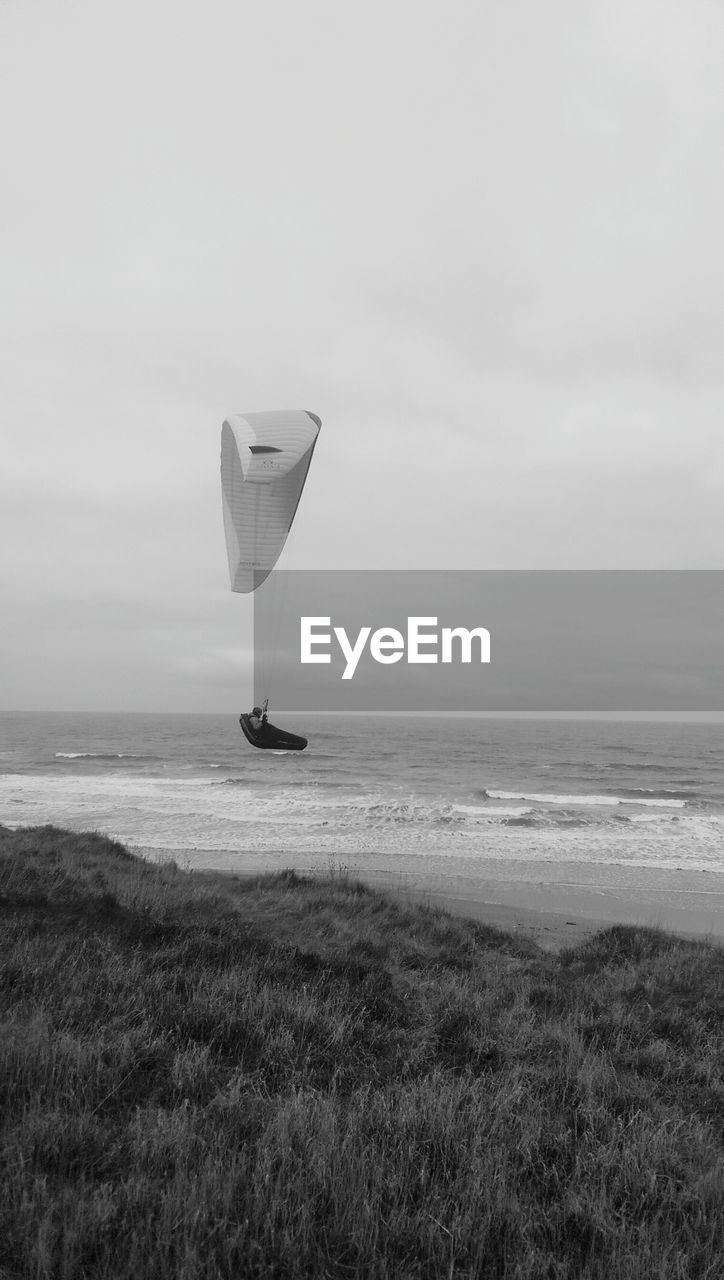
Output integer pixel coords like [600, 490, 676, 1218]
[238, 707, 308, 751]
[248, 704, 267, 732]
[221, 410, 321, 752]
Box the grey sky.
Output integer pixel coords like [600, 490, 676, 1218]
[256, 571, 724, 712]
[2, 1, 723, 711]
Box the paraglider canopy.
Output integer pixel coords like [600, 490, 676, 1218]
[221, 409, 321, 593]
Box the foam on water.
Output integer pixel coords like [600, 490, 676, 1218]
[488, 788, 686, 808]
[2, 712, 724, 878]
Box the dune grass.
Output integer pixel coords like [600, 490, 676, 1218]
[1, 823, 723, 1279]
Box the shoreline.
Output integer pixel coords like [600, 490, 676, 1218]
[137, 845, 724, 954]
[388, 885, 724, 952]
[322, 870, 724, 952]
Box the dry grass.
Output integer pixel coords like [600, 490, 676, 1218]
[1, 824, 723, 1278]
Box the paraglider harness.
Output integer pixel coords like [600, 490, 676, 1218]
[239, 700, 308, 752]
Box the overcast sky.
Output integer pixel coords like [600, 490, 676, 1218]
[2, 0, 723, 712]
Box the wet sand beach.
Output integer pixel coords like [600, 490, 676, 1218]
[157, 846, 724, 954]
[356, 867, 724, 952]
[389, 886, 724, 952]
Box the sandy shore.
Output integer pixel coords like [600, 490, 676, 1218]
[143, 845, 724, 954]
[334, 868, 724, 952]
[387, 887, 724, 952]
[391, 890, 609, 951]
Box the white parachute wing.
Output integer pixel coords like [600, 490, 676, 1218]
[221, 409, 321, 592]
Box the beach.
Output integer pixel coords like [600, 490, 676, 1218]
[392, 877, 724, 952]
[4, 711, 724, 953]
[361, 854, 724, 951]
[177, 845, 724, 953]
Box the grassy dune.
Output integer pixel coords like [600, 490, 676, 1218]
[1, 824, 723, 1279]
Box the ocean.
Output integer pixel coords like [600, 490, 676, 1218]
[2, 714, 724, 913]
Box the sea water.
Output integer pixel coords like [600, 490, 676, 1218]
[2, 714, 723, 898]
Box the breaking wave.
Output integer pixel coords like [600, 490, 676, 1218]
[487, 789, 687, 809]
[55, 752, 157, 761]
